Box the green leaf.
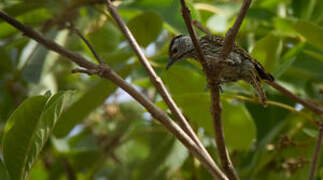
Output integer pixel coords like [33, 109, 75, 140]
[21, 30, 58, 83]
[251, 33, 282, 72]
[293, 20, 323, 50]
[53, 80, 116, 137]
[222, 101, 256, 150]
[163, 66, 205, 95]
[127, 11, 163, 47]
[164, 140, 189, 170]
[0, 48, 13, 78]
[54, 64, 132, 138]
[303, 49, 323, 62]
[125, 0, 188, 33]
[87, 21, 121, 55]
[163, 66, 256, 150]
[273, 18, 298, 37]
[137, 132, 175, 179]
[273, 42, 305, 77]
[172, 93, 256, 151]
[0, 159, 10, 180]
[2, 92, 70, 180]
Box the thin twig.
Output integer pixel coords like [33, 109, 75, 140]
[180, 0, 209, 73]
[193, 20, 212, 35]
[265, 80, 323, 116]
[225, 94, 314, 122]
[0, 10, 228, 180]
[221, 0, 252, 59]
[309, 123, 323, 180]
[67, 23, 104, 65]
[104, 1, 222, 177]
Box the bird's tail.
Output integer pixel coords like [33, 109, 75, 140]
[250, 70, 267, 107]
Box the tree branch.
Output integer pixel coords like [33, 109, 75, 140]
[0, 9, 228, 180]
[309, 122, 323, 180]
[221, 0, 252, 59]
[180, 0, 253, 179]
[67, 23, 104, 65]
[104, 0, 220, 176]
[265, 80, 323, 116]
[193, 20, 212, 35]
[180, 0, 209, 73]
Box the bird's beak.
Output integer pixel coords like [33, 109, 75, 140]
[166, 58, 178, 70]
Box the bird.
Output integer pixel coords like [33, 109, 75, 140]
[166, 34, 274, 106]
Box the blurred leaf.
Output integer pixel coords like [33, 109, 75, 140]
[0, 48, 13, 78]
[0, 87, 16, 122]
[1, 2, 45, 18]
[53, 80, 116, 137]
[0, 7, 52, 37]
[17, 8, 51, 25]
[164, 140, 189, 171]
[21, 30, 58, 83]
[163, 66, 205, 95]
[137, 132, 175, 179]
[273, 43, 305, 77]
[163, 66, 256, 150]
[87, 21, 121, 55]
[273, 18, 297, 37]
[2, 92, 70, 180]
[290, 48, 323, 81]
[222, 101, 256, 150]
[125, 0, 198, 33]
[54, 63, 132, 138]
[127, 11, 163, 47]
[207, 14, 229, 33]
[293, 20, 323, 50]
[302, 128, 318, 137]
[246, 8, 275, 22]
[303, 49, 323, 62]
[29, 161, 48, 180]
[251, 33, 282, 72]
[0, 159, 10, 180]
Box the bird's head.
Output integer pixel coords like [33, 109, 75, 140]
[166, 35, 194, 70]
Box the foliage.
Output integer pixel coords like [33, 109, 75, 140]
[0, 0, 323, 179]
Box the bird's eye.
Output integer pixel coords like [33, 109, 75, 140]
[172, 48, 178, 54]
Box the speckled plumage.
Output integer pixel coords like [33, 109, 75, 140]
[167, 34, 274, 106]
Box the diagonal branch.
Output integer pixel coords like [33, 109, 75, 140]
[104, 0, 219, 174]
[193, 20, 212, 35]
[265, 80, 323, 116]
[221, 0, 252, 59]
[0, 9, 228, 180]
[180, 0, 209, 73]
